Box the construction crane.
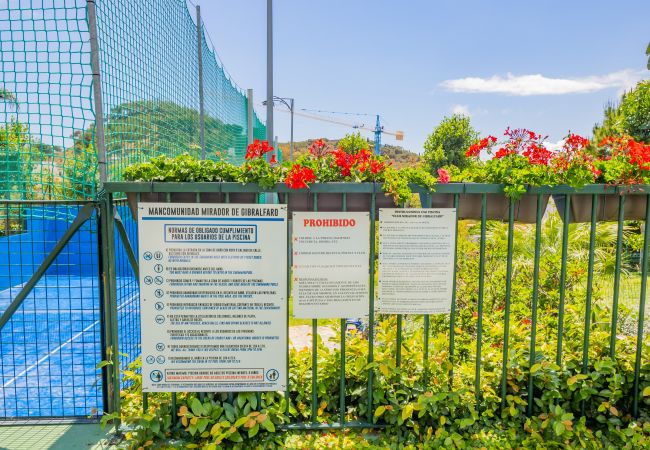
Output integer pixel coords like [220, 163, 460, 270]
[274, 108, 404, 155]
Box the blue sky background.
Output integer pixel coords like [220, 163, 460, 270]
[198, 0, 650, 153]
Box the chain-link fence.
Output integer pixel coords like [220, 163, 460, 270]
[0, 0, 266, 202]
[0, 0, 266, 420]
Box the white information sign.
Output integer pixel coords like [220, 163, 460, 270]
[377, 208, 456, 314]
[292, 212, 369, 319]
[138, 203, 287, 392]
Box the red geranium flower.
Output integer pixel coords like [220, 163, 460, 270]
[245, 139, 274, 160]
[285, 164, 316, 189]
[466, 136, 497, 158]
[308, 139, 330, 158]
[437, 168, 450, 183]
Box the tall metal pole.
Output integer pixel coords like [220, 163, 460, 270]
[266, 0, 273, 144]
[196, 6, 206, 159]
[87, 0, 107, 185]
[289, 98, 294, 161]
[373, 115, 381, 155]
[247, 89, 254, 146]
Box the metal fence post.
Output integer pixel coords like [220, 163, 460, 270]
[87, 0, 107, 185]
[247, 89, 254, 146]
[99, 192, 120, 421]
[196, 5, 206, 159]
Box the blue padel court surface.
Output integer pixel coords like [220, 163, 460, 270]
[0, 275, 138, 418]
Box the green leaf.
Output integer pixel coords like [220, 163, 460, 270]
[248, 423, 259, 438]
[223, 403, 236, 422]
[374, 406, 386, 417]
[261, 418, 275, 432]
[234, 416, 248, 428]
[643, 386, 650, 397]
[554, 421, 565, 436]
[402, 403, 414, 421]
[190, 398, 205, 416]
[236, 393, 247, 409]
[228, 431, 244, 443]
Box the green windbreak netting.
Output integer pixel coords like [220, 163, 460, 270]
[0, 0, 96, 201]
[201, 26, 248, 165]
[95, 0, 263, 177]
[0, 0, 267, 201]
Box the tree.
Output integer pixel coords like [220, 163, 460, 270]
[618, 80, 650, 142]
[593, 80, 650, 143]
[338, 131, 370, 153]
[422, 114, 479, 173]
[646, 41, 650, 70]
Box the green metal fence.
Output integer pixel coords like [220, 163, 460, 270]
[101, 182, 650, 429]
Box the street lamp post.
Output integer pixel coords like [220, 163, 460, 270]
[263, 96, 294, 161]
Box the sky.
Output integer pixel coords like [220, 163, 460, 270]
[197, 0, 650, 154]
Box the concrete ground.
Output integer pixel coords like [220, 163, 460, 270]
[0, 423, 115, 450]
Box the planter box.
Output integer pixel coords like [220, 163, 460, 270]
[280, 192, 397, 217]
[553, 194, 648, 222]
[419, 192, 549, 223]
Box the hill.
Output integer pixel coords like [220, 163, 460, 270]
[276, 138, 420, 169]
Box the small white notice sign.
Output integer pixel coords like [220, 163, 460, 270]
[292, 212, 369, 319]
[377, 208, 456, 314]
[138, 203, 287, 393]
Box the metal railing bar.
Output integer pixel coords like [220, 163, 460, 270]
[632, 194, 650, 417]
[500, 200, 515, 411]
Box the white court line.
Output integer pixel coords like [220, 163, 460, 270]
[0, 291, 139, 391]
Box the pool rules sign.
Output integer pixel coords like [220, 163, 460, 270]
[138, 203, 287, 392]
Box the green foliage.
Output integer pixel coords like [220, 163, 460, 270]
[593, 81, 650, 143]
[108, 213, 650, 449]
[459, 155, 554, 199]
[338, 132, 371, 154]
[618, 80, 650, 143]
[125, 151, 439, 205]
[422, 114, 479, 173]
[0, 119, 31, 200]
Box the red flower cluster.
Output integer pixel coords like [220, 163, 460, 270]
[490, 128, 551, 165]
[552, 133, 600, 177]
[331, 148, 383, 177]
[466, 136, 497, 158]
[245, 139, 274, 160]
[437, 168, 450, 183]
[494, 148, 515, 159]
[285, 164, 316, 189]
[599, 136, 650, 172]
[522, 142, 553, 165]
[628, 140, 650, 171]
[308, 139, 330, 158]
[332, 148, 356, 176]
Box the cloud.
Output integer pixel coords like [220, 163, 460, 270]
[544, 139, 566, 151]
[451, 104, 470, 116]
[440, 69, 646, 96]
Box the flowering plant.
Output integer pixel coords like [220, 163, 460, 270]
[280, 140, 431, 204]
[123, 138, 443, 204]
[594, 136, 650, 185]
[238, 140, 279, 188]
[461, 128, 554, 199]
[550, 133, 601, 189]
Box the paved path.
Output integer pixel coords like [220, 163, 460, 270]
[0, 423, 114, 450]
[289, 325, 338, 350]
